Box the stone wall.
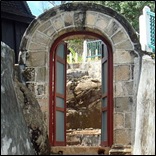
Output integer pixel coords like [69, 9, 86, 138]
[19, 2, 142, 146]
[113, 49, 139, 145]
[132, 55, 155, 155]
[2, 0, 155, 150]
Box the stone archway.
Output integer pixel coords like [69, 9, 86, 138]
[19, 2, 141, 147]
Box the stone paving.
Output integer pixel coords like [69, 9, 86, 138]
[51, 146, 110, 155]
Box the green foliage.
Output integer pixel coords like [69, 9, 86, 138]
[90, 1, 155, 32]
[67, 39, 84, 55]
[67, 47, 83, 63]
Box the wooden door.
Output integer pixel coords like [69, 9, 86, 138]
[101, 43, 108, 146]
[53, 42, 67, 146]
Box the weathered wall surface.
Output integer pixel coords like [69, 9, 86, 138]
[1, 42, 35, 155]
[133, 55, 155, 155]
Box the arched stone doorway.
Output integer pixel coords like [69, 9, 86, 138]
[19, 2, 141, 148]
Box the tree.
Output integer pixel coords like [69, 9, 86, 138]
[88, 1, 155, 32]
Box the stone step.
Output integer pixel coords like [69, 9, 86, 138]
[109, 145, 132, 155]
[51, 146, 110, 155]
[66, 131, 101, 146]
[66, 141, 80, 146]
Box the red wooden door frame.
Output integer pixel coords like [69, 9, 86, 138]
[49, 41, 67, 146]
[49, 31, 113, 147]
[54, 42, 67, 146]
[100, 43, 113, 146]
[101, 43, 108, 146]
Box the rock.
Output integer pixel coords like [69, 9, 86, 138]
[66, 73, 102, 129]
[67, 69, 88, 80]
[1, 42, 50, 155]
[14, 79, 51, 155]
[1, 42, 36, 155]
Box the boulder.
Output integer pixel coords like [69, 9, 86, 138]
[1, 42, 50, 155]
[66, 73, 102, 129]
[14, 79, 51, 155]
[1, 42, 36, 155]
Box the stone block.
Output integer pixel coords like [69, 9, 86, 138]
[115, 65, 130, 81]
[125, 113, 132, 129]
[86, 11, 97, 26]
[115, 97, 133, 112]
[36, 67, 46, 82]
[74, 11, 85, 27]
[52, 15, 64, 31]
[111, 30, 128, 44]
[26, 52, 46, 67]
[114, 50, 134, 64]
[31, 31, 49, 45]
[124, 81, 133, 96]
[35, 84, 45, 96]
[29, 42, 47, 51]
[105, 20, 120, 37]
[63, 12, 74, 26]
[115, 39, 133, 50]
[114, 81, 124, 97]
[44, 26, 55, 37]
[109, 145, 132, 155]
[95, 13, 110, 31]
[115, 81, 133, 97]
[114, 113, 124, 129]
[114, 129, 132, 145]
[38, 20, 51, 32]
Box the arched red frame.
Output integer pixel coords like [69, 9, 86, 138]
[49, 31, 113, 147]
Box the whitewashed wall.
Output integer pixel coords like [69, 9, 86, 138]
[133, 55, 155, 155]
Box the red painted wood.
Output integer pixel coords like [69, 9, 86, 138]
[108, 45, 113, 146]
[101, 43, 108, 146]
[52, 42, 67, 146]
[56, 107, 65, 112]
[49, 46, 54, 146]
